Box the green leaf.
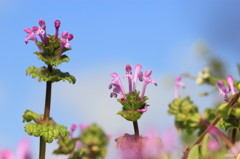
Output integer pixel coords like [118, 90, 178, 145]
[201, 134, 210, 157]
[24, 123, 69, 143]
[187, 145, 200, 159]
[26, 66, 76, 84]
[117, 110, 142, 121]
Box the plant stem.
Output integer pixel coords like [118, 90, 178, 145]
[182, 93, 240, 159]
[133, 121, 139, 140]
[39, 65, 53, 159]
[232, 128, 237, 144]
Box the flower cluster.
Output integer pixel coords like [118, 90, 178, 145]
[109, 64, 157, 115]
[24, 19, 73, 57]
[217, 75, 238, 102]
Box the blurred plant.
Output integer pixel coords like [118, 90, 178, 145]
[168, 69, 240, 159]
[23, 19, 76, 159]
[0, 138, 32, 159]
[53, 123, 109, 159]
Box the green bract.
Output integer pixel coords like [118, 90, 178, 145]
[117, 91, 148, 121]
[36, 35, 71, 67]
[26, 66, 76, 83]
[23, 110, 70, 143]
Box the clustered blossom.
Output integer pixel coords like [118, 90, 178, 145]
[217, 75, 238, 102]
[24, 19, 73, 57]
[174, 76, 185, 99]
[109, 64, 157, 113]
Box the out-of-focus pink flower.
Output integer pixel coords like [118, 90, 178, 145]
[0, 138, 31, 159]
[226, 76, 238, 95]
[174, 76, 185, 99]
[70, 124, 77, 139]
[0, 150, 14, 159]
[16, 138, 31, 159]
[208, 139, 220, 152]
[74, 140, 82, 150]
[79, 124, 89, 131]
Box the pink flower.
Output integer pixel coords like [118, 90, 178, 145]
[79, 124, 90, 131]
[0, 150, 14, 159]
[70, 124, 77, 139]
[16, 138, 31, 159]
[217, 75, 238, 102]
[132, 65, 143, 92]
[208, 139, 220, 152]
[109, 73, 126, 98]
[140, 70, 157, 99]
[124, 64, 133, 93]
[137, 105, 148, 113]
[54, 20, 61, 39]
[0, 138, 31, 159]
[174, 76, 185, 99]
[226, 75, 238, 95]
[59, 31, 73, 57]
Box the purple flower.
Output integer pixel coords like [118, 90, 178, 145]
[140, 70, 157, 99]
[59, 31, 73, 57]
[24, 27, 42, 53]
[54, 20, 61, 39]
[124, 64, 133, 93]
[132, 65, 143, 92]
[174, 76, 185, 99]
[38, 19, 48, 45]
[109, 73, 126, 98]
[217, 80, 229, 102]
[217, 75, 238, 102]
[226, 75, 238, 95]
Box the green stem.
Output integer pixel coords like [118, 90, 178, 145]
[232, 128, 237, 145]
[39, 137, 46, 159]
[39, 65, 53, 159]
[182, 93, 240, 159]
[133, 121, 139, 140]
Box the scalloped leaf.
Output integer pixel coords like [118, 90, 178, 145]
[118, 92, 148, 111]
[117, 110, 142, 121]
[24, 123, 69, 143]
[26, 66, 76, 84]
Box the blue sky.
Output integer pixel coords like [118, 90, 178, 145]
[1, 1, 240, 158]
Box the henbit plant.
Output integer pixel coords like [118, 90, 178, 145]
[53, 123, 109, 159]
[168, 69, 240, 159]
[23, 19, 76, 159]
[109, 64, 157, 140]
